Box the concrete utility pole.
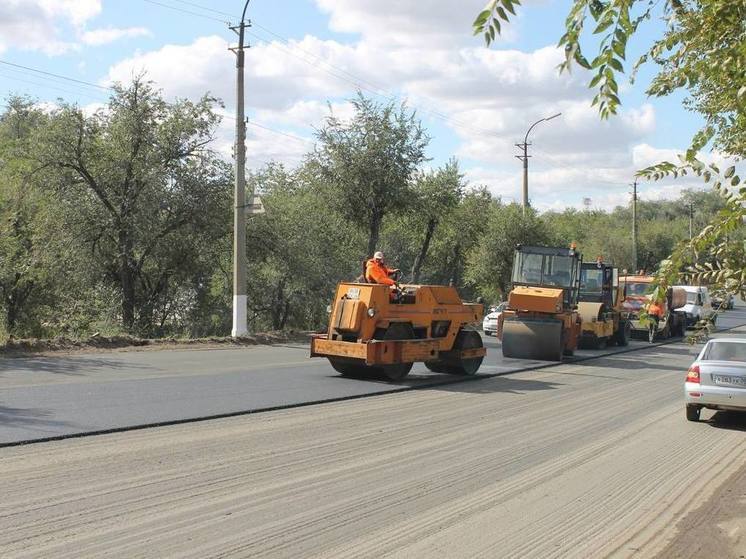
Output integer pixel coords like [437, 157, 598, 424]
[516, 113, 562, 216]
[630, 180, 638, 273]
[229, 1, 252, 338]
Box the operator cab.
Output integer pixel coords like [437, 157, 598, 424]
[511, 244, 582, 309]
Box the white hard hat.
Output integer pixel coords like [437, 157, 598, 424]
[374, 251, 384, 260]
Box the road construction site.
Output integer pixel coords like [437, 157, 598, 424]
[1, 315, 745, 558]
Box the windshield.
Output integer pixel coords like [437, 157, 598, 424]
[512, 252, 576, 288]
[580, 268, 603, 293]
[704, 342, 746, 362]
[625, 282, 651, 296]
[686, 292, 700, 304]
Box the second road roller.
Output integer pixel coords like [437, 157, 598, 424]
[498, 244, 582, 361]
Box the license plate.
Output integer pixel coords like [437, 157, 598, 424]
[713, 375, 746, 387]
[346, 287, 360, 300]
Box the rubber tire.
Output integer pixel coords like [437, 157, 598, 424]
[373, 323, 415, 381]
[595, 336, 608, 350]
[449, 330, 485, 375]
[615, 321, 631, 347]
[328, 357, 367, 378]
[686, 404, 701, 422]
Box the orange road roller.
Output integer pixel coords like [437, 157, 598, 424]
[311, 283, 486, 380]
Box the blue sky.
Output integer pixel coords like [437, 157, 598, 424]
[0, 0, 713, 210]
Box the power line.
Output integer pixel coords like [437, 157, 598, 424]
[137, 0, 504, 140]
[141, 0, 229, 23]
[0, 59, 114, 91]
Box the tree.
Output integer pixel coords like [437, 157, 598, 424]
[314, 93, 429, 257]
[409, 159, 464, 283]
[0, 98, 64, 336]
[30, 77, 230, 334]
[465, 203, 553, 302]
[474, 0, 745, 301]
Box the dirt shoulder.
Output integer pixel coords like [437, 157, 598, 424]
[0, 330, 312, 357]
[657, 416, 746, 559]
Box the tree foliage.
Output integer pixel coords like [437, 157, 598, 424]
[474, 0, 746, 304]
[313, 93, 429, 257]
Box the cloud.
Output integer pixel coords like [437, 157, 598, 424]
[0, 0, 101, 55]
[81, 27, 151, 46]
[315, 0, 520, 47]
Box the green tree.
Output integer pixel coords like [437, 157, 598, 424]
[314, 93, 429, 257]
[474, 0, 745, 300]
[409, 159, 464, 283]
[30, 77, 230, 334]
[0, 98, 63, 336]
[465, 203, 553, 301]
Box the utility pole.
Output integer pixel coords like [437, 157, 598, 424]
[630, 180, 638, 273]
[229, 2, 252, 337]
[514, 141, 530, 216]
[516, 113, 562, 216]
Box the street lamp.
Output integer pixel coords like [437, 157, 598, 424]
[231, 0, 252, 337]
[515, 112, 562, 216]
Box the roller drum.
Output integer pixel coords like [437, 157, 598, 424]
[501, 318, 564, 361]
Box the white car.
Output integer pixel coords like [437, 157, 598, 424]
[482, 302, 508, 336]
[685, 338, 746, 421]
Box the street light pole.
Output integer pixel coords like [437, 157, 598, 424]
[230, 0, 251, 338]
[515, 112, 561, 216]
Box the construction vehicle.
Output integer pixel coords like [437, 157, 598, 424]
[311, 282, 486, 381]
[498, 244, 582, 361]
[620, 274, 687, 339]
[577, 260, 631, 349]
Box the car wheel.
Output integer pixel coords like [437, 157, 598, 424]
[686, 404, 701, 422]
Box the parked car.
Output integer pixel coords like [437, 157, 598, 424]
[711, 292, 735, 310]
[674, 285, 714, 328]
[482, 302, 508, 336]
[685, 338, 746, 421]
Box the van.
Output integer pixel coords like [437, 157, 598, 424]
[674, 286, 714, 328]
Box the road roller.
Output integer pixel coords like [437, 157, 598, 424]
[311, 282, 486, 381]
[498, 244, 582, 361]
[577, 260, 631, 349]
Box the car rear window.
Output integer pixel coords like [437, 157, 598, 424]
[704, 342, 746, 362]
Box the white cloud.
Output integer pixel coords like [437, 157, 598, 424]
[0, 0, 101, 55]
[81, 27, 151, 46]
[97, 1, 700, 211]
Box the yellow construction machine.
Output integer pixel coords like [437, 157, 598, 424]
[577, 260, 631, 349]
[311, 283, 486, 380]
[498, 244, 582, 361]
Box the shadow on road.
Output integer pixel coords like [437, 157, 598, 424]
[0, 356, 153, 377]
[706, 410, 746, 432]
[0, 403, 75, 430]
[430, 375, 562, 395]
[571, 355, 689, 373]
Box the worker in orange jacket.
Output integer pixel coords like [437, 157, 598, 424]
[365, 251, 399, 286]
[646, 299, 665, 343]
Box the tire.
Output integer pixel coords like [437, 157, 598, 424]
[595, 336, 607, 350]
[686, 404, 701, 422]
[328, 357, 369, 378]
[373, 323, 415, 381]
[449, 329, 484, 375]
[615, 320, 631, 347]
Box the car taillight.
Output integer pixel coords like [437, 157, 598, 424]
[686, 365, 700, 384]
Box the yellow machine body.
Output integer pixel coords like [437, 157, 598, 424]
[311, 283, 486, 380]
[498, 245, 583, 361]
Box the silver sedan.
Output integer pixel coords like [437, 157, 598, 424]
[684, 337, 746, 421]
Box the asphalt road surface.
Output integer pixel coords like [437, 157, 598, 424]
[1, 326, 745, 558]
[1, 308, 745, 445]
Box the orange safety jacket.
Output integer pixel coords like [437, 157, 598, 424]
[647, 301, 664, 318]
[365, 259, 396, 286]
